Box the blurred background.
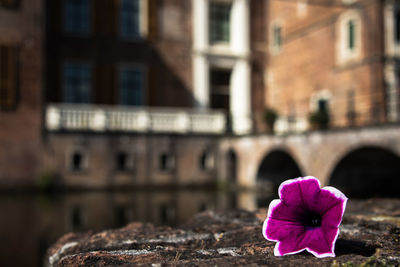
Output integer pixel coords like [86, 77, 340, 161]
[1, 0, 400, 266]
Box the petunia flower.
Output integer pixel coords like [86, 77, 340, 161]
[262, 176, 347, 258]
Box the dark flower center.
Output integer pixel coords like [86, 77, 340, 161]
[302, 212, 322, 228]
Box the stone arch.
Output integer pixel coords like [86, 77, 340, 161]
[256, 149, 303, 191]
[329, 145, 400, 197]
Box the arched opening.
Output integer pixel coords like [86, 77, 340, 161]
[256, 150, 302, 192]
[329, 146, 400, 198]
[226, 149, 237, 184]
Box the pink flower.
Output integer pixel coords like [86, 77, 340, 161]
[262, 176, 348, 258]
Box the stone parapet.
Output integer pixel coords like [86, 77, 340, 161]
[46, 199, 400, 266]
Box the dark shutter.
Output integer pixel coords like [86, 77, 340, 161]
[0, 45, 18, 110]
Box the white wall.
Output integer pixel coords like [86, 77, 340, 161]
[192, 0, 252, 134]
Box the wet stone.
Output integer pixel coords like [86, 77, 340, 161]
[46, 199, 400, 266]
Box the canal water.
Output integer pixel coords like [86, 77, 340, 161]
[0, 189, 275, 267]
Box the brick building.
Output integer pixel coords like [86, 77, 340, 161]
[0, 0, 43, 185]
[266, 0, 399, 134]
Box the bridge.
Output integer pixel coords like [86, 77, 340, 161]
[43, 104, 400, 197]
[221, 124, 400, 197]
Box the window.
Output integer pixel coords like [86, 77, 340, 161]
[200, 150, 214, 171]
[395, 9, 400, 43]
[210, 68, 231, 111]
[159, 153, 175, 171]
[119, 66, 144, 106]
[64, 0, 91, 34]
[0, 45, 18, 110]
[336, 11, 361, 64]
[209, 2, 232, 44]
[120, 0, 141, 38]
[0, 0, 20, 8]
[270, 22, 283, 53]
[348, 20, 355, 50]
[116, 152, 132, 171]
[273, 25, 282, 49]
[318, 99, 328, 113]
[63, 63, 92, 103]
[317, 99, 330, 129]
[70, 151, 87, 171]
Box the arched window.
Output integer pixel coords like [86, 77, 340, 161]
[199, 150, 215, 171]
[270, 20, 283, 54]
[336, 10, 362, 64]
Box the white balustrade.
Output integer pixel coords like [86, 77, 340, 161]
[191, 113, 225, 134]
[275, 116, 309, 135]
[45, 104, 226, 134]
[108, 110, 149, 132]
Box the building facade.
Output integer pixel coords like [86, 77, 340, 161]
[0, 0, 267, 187]
[1, 0, 399, 188]
[265, 0, 398, 134]
[0, 0, 44, 185]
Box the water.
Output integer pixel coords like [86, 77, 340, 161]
[0, 189, 275, 267]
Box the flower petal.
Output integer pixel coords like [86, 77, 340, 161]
[319, 187, 348, 227]
[264, 200, 309, 256]
[305, 228, 337, 258]
[274, 228, 327, 256]
[267, 199, 304, 223]
[263, 209, 304, 242]
[279, 176, 321, 212]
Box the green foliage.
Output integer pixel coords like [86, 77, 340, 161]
[309, 109, 330, 129]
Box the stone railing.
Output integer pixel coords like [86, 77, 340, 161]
[45, 104, 226, 134]
[274, 116, 308, 135]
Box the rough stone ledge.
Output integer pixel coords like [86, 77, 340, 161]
[46, 199, 400, 266]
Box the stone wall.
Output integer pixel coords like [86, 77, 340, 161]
[42, 133, 220, 188]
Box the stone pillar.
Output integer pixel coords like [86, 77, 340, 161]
[230, 0, 252, 134]
[231, 60, 252, 134]
[193, 0, 209, 109]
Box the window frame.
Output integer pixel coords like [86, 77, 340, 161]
[63, 0, 92, 36]
[117, 63, 146, 106]
[384, 1, 400, 57]
[159, 153, 175, 172]
[199, 150, 215, 171]
[62, 61, 93, 104]
[270, 20, 283, 54]
[67, 148, 89, 173]
[336, 10, 362, 65]
[208, 0, 232, 45]
[115, 151, 134, 172]
[118, 0, 148, 40]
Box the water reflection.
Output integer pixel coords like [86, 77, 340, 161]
[0, 189, 276, 267]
